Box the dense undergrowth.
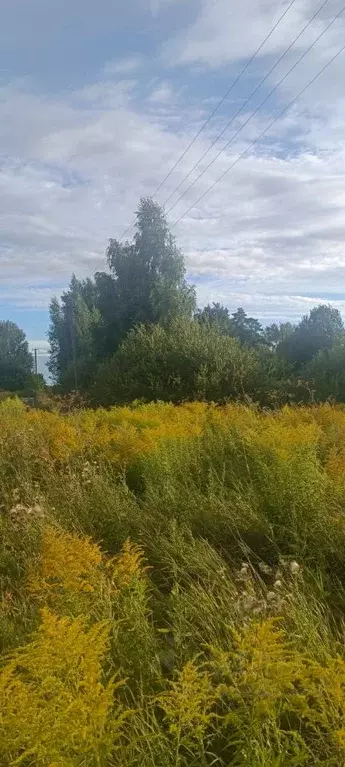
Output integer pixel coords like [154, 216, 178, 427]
[2, 399, 345, 764]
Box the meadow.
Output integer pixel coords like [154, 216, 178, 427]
[2, 398, 345, 765]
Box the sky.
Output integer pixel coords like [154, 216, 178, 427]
[2, 0, 345, 365]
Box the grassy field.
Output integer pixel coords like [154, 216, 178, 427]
[2, 398, 345, 765]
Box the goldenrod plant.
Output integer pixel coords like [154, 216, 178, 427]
[2, 399, 345, 764]
[0, 610, 129, 766]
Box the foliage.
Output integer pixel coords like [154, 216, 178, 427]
[4, 399, 345, 763]
[48, 199, 196, 391]
[0, 321, 33, 391]
[304, 337, 345, 402]
[230, 307, 264, 347]
[195, 302, 233, 335]
[196, 304, 265, 347]
[92, 316, 288, 406]
[209, 617, 345, 765]
[264, 321, 295, 348]
[7, 196, 345, 763]
[278, 304, 344, 368]
[27, 526, 104, 613]
[0, 609, 127, 766]
[103, 198, 196, 351]
[155, 660, 219, 763]
[44, 196, 345, 407]
[48, 276, 100, 390]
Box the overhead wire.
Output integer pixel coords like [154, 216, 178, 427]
[162, 0, 331, 210]
[153, 0, 299, 197]
[166, 0, 343, 217]
[171, 33, 345, 229]
[118, 0, 299, 239]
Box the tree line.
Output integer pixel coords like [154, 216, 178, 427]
[2, 197, 345, 405]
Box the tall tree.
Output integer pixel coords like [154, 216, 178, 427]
[278, 304, 344, 367]
[230, 308, 264, 347]
[0, 321, 33, 391]
[264, 321, 295, 349]
[195, 303, 233, 335]
[304, 336, 345, 402]
[196, 305, 265, 346]
[98, 197, 196, 355]
[48, 276, 100, 390]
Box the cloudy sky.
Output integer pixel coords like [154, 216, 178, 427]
[2, 0, 345, 357]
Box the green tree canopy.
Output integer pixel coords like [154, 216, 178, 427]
[48, 275, 100, 390]
[196, 304, 265, 347]
[278, 304, 344, 367]
[48, 198, 196, 388]
[195, 303, 233, 335]
[230, 308, 264, 347]
[0, 321, 33, 391]
[100, 197, 196, 354]
[92, 317, 287, 407]
[264, 321, 295, 349]
[303, 336, 345, 402]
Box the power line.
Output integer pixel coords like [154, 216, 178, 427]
[118, 0, 298, 240]
[166, 1, 343, 217]
[154, 0, 299, 196]
[162, 0, 331, 210]
[171, 37, 345, 229]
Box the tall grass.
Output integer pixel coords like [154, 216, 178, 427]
[1, 399, 345, 764]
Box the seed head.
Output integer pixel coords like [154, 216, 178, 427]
[290, 561, 300, 575]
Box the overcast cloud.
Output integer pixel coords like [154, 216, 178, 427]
[1, 0, 345, 339]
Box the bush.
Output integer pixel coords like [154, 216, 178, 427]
[92, 317, 290, 406]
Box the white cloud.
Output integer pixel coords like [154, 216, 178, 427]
[2, 0, 345, 325]
[194, 285, 345, 324]
[148, 82, 174, 103]
[28, 340, 50, 353]
[2, 71, 345, 322]
[0, 285, 58, 309]
[166, 0, 345, 68]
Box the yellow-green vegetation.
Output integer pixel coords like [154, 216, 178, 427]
[2, 398, 345, 765]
